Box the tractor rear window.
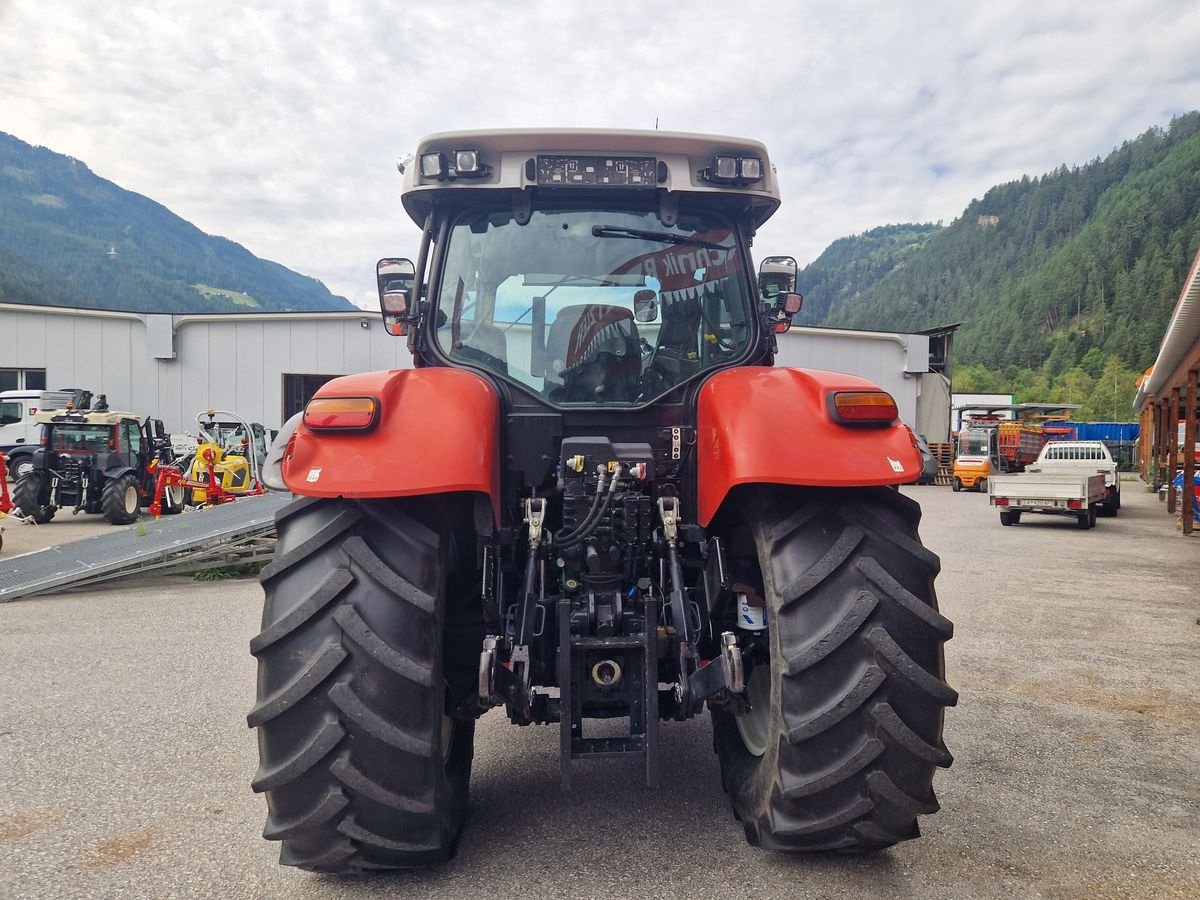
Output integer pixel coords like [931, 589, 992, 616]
[49, 425, 113, 452]
[434, 206, 753, 405]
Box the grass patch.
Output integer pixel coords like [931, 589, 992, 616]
[193, 283, 259, 308]
[193, 561, 266, 581]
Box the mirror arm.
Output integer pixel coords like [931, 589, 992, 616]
[407, 213, 435, 353]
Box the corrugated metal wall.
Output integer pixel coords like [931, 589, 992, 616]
[1, 305, 937, 436]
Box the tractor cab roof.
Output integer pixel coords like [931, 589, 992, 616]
[35, 409, 139, 426]
[400, 128, 782, 229]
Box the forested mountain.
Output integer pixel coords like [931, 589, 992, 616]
[795, 224, 943, 325]
[0, 131, 354, 313]
[799, 113, 1200, 379]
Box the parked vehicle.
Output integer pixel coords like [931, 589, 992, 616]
[12, 407, 180, 524]
[1, 388, 86, 477]
[1025, 440, 1120, 516]
[178, 410, 268, 505]
[953, 418, 1045, 492]
[988, 471, 1106, 528]
[913, 432, 939, 484]
[246, 128, 957, 873]
[148, 409, 267, 514]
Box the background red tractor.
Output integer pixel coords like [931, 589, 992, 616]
[248, 130, 956, 873]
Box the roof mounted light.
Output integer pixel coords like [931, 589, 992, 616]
[419, 149, 490, 181]
[454, 149, 482, 175]
[704, 155, 764, 185]
[420, 152, 447, 179]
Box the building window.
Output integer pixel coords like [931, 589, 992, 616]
[283, 374, 340, 422]
[0, 368, 46, 391]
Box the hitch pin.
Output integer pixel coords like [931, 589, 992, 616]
[524, 497, 546, 549]
[657, 496, 680, 544]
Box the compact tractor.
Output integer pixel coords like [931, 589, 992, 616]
[248, 129, 957, 873]
[12, 405, 179, 524]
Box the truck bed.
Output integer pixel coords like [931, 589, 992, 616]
[987, 472, 1107, 527]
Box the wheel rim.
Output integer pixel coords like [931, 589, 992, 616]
[168, 485, 184, 508]
[16, 461, 34, 478]
[124, 485, 138, 514]
[735, 662, 772, 757]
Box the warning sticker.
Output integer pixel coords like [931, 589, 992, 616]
[307, 468, 322, 483]
[888, 457, 904, 473]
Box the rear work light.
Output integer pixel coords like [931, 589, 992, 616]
[704, 155, 765, 185]
[830, 391, 899, 425]
[303, 397, 379, 431]
[420, 149, 490, 181]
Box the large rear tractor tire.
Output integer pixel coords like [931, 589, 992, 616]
[13, 473, 55, 523]
[248, 496, 475, 873]
[712, 486, 956, 853]
[101, 473, 141, 525]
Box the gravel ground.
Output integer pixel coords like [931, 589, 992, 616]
[0, 481, 1197, 899]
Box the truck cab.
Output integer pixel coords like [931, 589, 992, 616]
[0, 390, 39, 459]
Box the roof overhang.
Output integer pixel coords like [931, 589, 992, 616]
[400, 128, 782, 229]
[1135, 248, 1200, 410]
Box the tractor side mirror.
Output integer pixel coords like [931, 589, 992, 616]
[758, 255, 797, 300]
[633, 289, 658, 323]
[758, 256, 801, 334]
[376, 257, 416, 337]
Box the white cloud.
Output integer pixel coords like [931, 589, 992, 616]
[1, 0, 1198, 308]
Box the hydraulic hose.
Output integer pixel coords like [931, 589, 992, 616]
[553, 466, 610, 545]
[555, 465, 624, 549]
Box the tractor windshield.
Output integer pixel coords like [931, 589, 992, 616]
[433, 206, 753, 405]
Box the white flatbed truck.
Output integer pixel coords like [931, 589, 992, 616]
[987, 471, 1107, 529]
[1023, 440, 1120, 516]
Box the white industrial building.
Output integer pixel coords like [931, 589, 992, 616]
[0, 302, 953, 440]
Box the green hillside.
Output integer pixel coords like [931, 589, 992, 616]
[0, 131, 355, 313]
[806, 113, 1200, 377]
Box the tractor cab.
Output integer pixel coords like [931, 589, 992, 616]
[249, 130, 953, 873]
[13, 407, 176, 524]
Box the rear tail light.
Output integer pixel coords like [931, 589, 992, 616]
[994, 497, 1009, 507]
[303, 397, 379, 431]
[1067, 499, 1083, 510]
[830, 391, 898, 424]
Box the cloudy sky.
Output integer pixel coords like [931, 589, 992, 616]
[2, 1, 1198, 308]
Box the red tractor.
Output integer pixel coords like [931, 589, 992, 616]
[248, 130, 956, 873]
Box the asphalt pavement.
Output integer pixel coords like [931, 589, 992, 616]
[0, 481, 1197, 899]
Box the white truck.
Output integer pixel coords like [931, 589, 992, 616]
[1024, 440, 1120, 516]
[988, 470, 1107, 528]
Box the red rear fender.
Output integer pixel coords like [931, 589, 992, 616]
[695, 367, 921, 526]
[281, 368, 500, 524]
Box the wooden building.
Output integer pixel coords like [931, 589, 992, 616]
[1134, 249, 1200, 534]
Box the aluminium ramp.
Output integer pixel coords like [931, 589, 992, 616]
[0, 491, 293, 602]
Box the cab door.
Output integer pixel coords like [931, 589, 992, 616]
[121, 419, 143, 471]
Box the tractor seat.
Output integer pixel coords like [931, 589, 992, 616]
[544, 304, 641, 402]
